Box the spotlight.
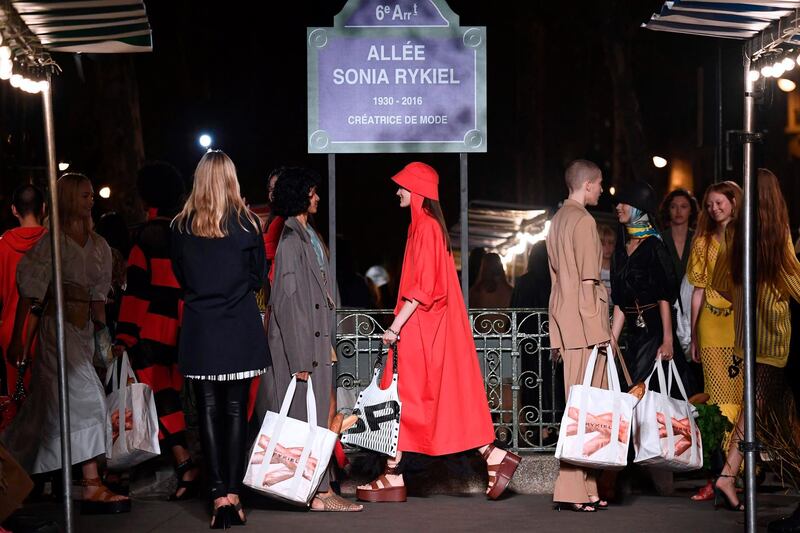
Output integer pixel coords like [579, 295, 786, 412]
[783, 57, 796, 71]
[58, 162, 70, 171]
[198, 134, 212, 149]
[99, 186, 111, 199]
[748, 69, 760, 82]
[772, 61, 786, 77]
[609, 186, 616, 196]
[38, 80, 49, 93]
[762, 65, 774, 78]
[652, 156, 668, 169]
[778, 78, 797, 92]
[9, 74, 22, 88]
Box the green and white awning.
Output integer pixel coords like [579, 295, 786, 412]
[12, 0, 152, 53]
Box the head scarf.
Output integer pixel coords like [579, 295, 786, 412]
[625, 206, 661, 240]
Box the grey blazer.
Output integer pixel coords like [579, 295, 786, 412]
[262, 216, 335, 491]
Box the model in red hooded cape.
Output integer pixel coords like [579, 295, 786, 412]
[356, 162, 520, 503]
[0, 185, 47, 407]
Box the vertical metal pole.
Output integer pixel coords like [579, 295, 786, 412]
[716, 43, 724, 183]
[42, 81, 73, 533]
[328, 153, 337, 303]
[741, 51, 757, 533]
[460, 153, 469, 306]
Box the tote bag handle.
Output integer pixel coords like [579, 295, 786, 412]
[256, 376, 320, 500]
[576, 344, 622, 457]
[106, 351, 137, 457]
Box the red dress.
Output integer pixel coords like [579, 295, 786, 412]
[382, 195, 494, 455]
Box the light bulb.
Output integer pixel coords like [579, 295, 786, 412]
[783, 57, 795, 71]
[778, 78, 797, 92]
[99, 186, 111, 199]
[609, 186, 616, 196]
[21, 78, 37, 93]
[0, 46, 10, 61]
[652, 156, 668, 168]
[38, 80, 49, 93]
[0, 69, 10, 81]
[198, 134, 212, 149]
[762, 65, 774, 78]
[773, 61, 786, 77]
[748, 69, 760, 82]
[58, 162, 70, 171]
[9, 74, 22, 87]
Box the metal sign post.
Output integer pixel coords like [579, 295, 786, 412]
[308, 1, 487, 300]
[460, 153, 469, 305]
[42, 80, 74, 533]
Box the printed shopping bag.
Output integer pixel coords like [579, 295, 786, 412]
[243, 376, 338, 506]
[555, 345, 638, 470]
[105, 352, 161, 470]
[341, 342, 401, 456]
[633, 359, 703, 471]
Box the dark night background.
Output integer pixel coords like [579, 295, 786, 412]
[1, 1, 798, 275]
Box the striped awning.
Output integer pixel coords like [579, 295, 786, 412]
[643, 1, 800, 40]
[11, 0, 152, 53]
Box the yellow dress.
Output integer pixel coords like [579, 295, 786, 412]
[686, 235, 742, 424]
[712, 238, 800, 368]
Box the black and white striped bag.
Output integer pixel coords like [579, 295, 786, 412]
[341, 342, 402, 456]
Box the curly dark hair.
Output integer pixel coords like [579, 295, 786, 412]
[136, 161, 185, 209]
[271, 166, 320, 217]
[659, 188, 699, 229]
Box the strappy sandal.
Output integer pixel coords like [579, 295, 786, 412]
[310, 492, 364, 512]
[356, 464, 407, 503]
[483, 444, 521, 500]
[713, 475, 745, 512]
[554, 502, 597, 513]
[589, 497, 609, 510]
[169, 458, 201, 501]
[79, 477, 131, 515]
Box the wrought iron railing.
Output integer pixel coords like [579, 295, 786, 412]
[335, 308, 564, 453]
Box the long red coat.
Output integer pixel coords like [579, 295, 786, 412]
[382, 194, 494, 455]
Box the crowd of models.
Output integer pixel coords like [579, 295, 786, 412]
[0, 153, 798, 527]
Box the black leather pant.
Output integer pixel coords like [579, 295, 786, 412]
[193, 378, 252, 500]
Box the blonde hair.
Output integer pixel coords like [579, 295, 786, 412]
[173, 150, 259, 238]
[57, 173, 93, 236]
[597, 223, 616, 243]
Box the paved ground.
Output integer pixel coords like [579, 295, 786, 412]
[12, 489, 799, 532]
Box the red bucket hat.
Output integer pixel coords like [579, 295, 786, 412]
[391, 162, 439, 201]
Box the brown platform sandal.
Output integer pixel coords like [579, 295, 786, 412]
[356, 464, 407, 503]
[483, 444, 521, 500]
[79, 477, 131, 515]
[311, 492, 364, 512]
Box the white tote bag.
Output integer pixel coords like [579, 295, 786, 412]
[105, 352, 161, 470]
[555, 345, 637, 470]
[243, 376, 338, 506]
[633, 359, 703, 471]
[341, 343, 401, 456]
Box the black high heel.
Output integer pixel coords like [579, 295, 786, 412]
[713, 475, 745, 512]
[210, 504, 233, 530]
[230, 501, 246, 526]
[554, 502, 597, 513]
[169, 458, 201, 501]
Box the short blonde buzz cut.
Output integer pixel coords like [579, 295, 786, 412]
[565, 159, 601, 193]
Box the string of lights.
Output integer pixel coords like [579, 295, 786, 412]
[0, 0, 60, 94]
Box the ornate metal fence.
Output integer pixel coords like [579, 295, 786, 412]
[335, 308, 564, 453]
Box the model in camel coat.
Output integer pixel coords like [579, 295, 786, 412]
[263, 216, 335, 491]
